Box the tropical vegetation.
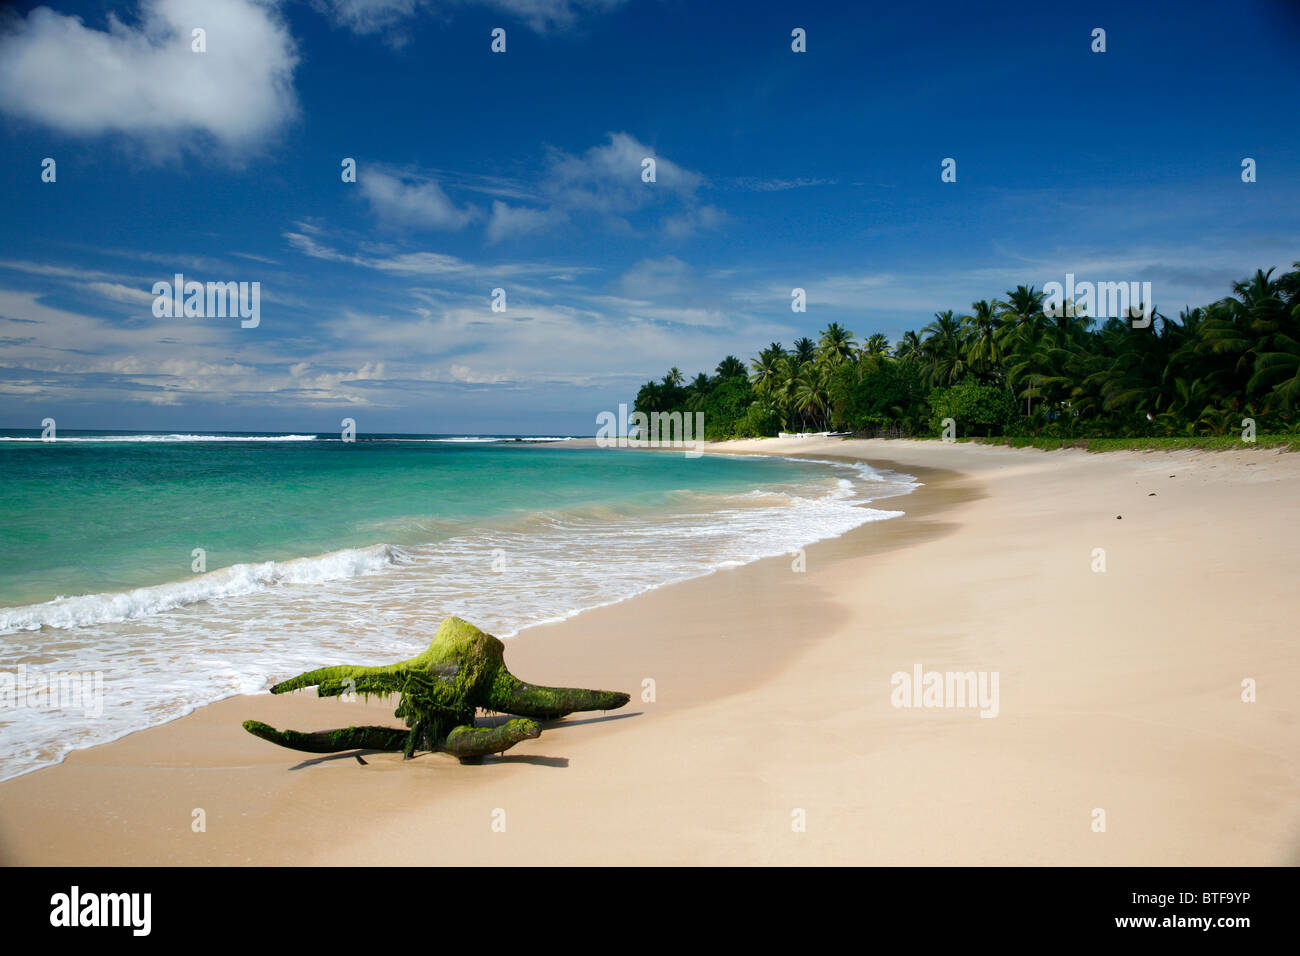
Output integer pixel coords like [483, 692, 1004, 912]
[630, 263, 1300, 440]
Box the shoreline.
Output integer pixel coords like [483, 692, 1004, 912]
[0, 445, 913, 784]
[1, 439, 1297, 864]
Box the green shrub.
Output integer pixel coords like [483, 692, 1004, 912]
[926, 379, 1019, 437]
[730, 402, 781, 438]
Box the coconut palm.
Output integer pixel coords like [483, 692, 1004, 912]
[894, 330, 922, 363]
[792, 362, 830, 430]
[685, 372, 711, 411]
[965, 299, 1004, 381]
[642, 264, 1300, 440]
[792, 337, 817, 366]
[862, 333, 890, 358]
[817, 322, 857, 367]
[749, 346, 786, 396]
[920, 310, 968, 387]
[715, 355, 747, 380]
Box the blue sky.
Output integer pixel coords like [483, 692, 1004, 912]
[1, 0, 1297, 434]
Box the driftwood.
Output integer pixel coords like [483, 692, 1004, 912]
[243, 616, 629, 761]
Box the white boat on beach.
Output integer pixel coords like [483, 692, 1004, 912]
[777, 431, 852, 439]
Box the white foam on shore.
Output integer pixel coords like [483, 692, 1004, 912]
[375, 436, 576, 443]
[0, 545, 400, 633]
[1, 433, 576, 444]
[0, 459, 916, 781]
[0, 434, 319, 442]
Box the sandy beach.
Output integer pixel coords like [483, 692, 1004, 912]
[1, 438, 1297, 866]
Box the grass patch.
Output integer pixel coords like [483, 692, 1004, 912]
[961, 435, 1300, 452]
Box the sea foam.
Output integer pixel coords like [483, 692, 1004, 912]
[0, 545, 399, 632]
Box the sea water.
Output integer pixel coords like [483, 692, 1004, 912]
[0, 431, 916, 779]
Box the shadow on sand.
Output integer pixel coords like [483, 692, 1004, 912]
[285, 710, 643, 771]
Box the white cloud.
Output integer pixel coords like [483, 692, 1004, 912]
[0, 0, 298, 155]
[726, 237, 1300, 334]
[545, 132, 703, 215]
[486, 200, 563, 242]
[359, 167, 478, 231]
[481, 132, 719, 239]
[82, 282, 158, 307]
[0, 259, 138, 284]
[302, 131, 722, 245]
[662, 203, 727, 239]
[316, 0, 627, 36]
[317, 0, 422, 35]
[486, 0, 626, 32]
[617, 256, 693, 298]
[283, 226, 594, 280]
[728, 177, 834, 192]
[0, 285, 400, 408]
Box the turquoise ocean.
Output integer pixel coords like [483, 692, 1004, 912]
[0, 431, 916, 779]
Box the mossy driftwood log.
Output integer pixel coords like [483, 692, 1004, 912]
[243, 617, 629, 762]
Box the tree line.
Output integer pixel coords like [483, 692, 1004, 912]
[631, 263, 1300, 439]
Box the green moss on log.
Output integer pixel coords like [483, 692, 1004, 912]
[243, 616, 629, 763]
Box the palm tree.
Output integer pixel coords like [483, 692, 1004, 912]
[920, 310, 968, 387]
[792, 362, 830, 430]
[894, 330, 922, 363]
[749, 346, 785, 396]
[862, 333, 890, 358]
[792, 337, 817, 367]
[636, 263, 1300, 440]
[965, 299, 1004, 381]
[685, 373, 711, 411]
[1000, 285, 1046, 333]
[715, 355, 747, 380]
[817, 322, 857, 367]
[777, 356, 802, 428]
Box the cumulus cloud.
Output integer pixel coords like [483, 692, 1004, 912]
[308, 132, 721, 244]
[546, 131, 702, 213]
[0, 0, 298, 154]
[359, 167, 478, 231]
[485, 132, 718, 239]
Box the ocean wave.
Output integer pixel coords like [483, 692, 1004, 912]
[0, 544, 400, 633]
[0, 434, 319, 443]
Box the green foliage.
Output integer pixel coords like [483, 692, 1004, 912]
[963, 435, 1300, 452]
[827, 358, 927, 434]
[731, 402, 782, 438]
[629, 262, 1300, 440]
[926, 379, 1019, 437]
[633, 355, 756, 439]
[700, 374, 755, 439]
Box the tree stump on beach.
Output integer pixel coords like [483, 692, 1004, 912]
[243, 616, 629, 762]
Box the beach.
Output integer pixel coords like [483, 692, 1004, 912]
[1, 438, 1297, 866]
